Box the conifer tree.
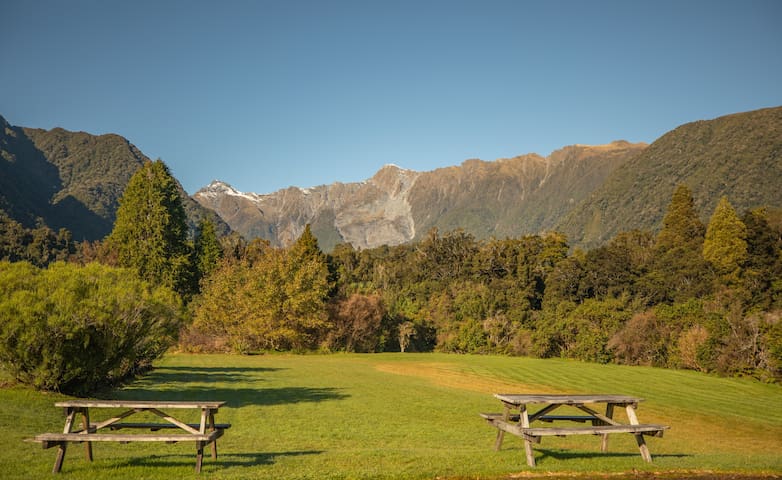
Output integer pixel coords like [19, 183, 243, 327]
[107, 160, 193, 296]
[703, 196, 748, 278]
[656, 184, 705, 251]
[642, 184, 713, 302]
[194, 217, 222, 283]
[288, 224, 323, 266]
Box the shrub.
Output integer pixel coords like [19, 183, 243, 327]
[0, 261, 182, 395]
[323, 293, 386, 352]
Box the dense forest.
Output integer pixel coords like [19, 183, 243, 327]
[1, 160, 781, 395]
[184, 184, 781, 383]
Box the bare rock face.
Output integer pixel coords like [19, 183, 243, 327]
[194, 142, 647, 251]
[194, 164, 422, 250]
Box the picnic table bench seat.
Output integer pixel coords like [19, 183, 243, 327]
[107, 422, 232, 431]
[481, 413, 668, 440]
[34, 429, 223, 446]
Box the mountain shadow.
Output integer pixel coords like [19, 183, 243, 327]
[0, 117, 114, 239]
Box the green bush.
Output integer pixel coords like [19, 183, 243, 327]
[0, 261, 182, 395]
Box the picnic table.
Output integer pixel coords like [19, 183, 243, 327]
[30, 400, 230, 473]
[481, 394, 669, 467]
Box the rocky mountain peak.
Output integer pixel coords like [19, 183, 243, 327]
[194, 141, 648, 251]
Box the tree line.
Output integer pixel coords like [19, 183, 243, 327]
[1, 160, 781, 395]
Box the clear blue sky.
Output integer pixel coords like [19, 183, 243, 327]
[2, 0, 781, 195]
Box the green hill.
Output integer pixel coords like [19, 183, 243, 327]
[0, 115, 227, 241]
[558, 106, 782, 248]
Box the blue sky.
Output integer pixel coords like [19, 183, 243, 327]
[2, 1, 781, 195]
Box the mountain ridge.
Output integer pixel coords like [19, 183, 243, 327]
[195, 140, 646, 250]
[558, 106, 782, 247]
[0, 115, 228, 240]
[3, 107, 780, 251]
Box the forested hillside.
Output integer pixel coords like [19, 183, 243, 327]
[559, 106, 782, 248]
[0, 115, 226, 241]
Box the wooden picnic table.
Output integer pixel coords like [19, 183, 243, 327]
[481, 394, 669, 467]
[30, 400, 230, 473]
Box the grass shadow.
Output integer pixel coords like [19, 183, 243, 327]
[534, 447, 692, 464]
[99, 365, 350, 407]
[131, 365, 286, 385]
[110, 450, 323, 470]
[108, 386, 350, 407]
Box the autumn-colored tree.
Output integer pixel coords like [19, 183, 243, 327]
[324, 293, 386, 352]
[189, 227, 330, 353]
[703, 196, 748, 281]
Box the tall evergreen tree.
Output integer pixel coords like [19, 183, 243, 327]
[107, 160, 193, 296]
[703, 196, 748, 279]
[741, 208, 782, 308]
[288, 224, 324, 267]
[655, 184, 705, 251]
[642, 184, 712, 303]
[194, 218, 222, 283]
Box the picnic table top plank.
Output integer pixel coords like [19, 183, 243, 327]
[54, 400, 226, 409]
[494, 394, 644, 405]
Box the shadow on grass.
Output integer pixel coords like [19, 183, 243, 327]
[115, 450, 323, 470]
[108, 385, 350, 407]
[101, 365, 351, 407]
[534, 447, 692, 464]
[137, 365, 286, 385]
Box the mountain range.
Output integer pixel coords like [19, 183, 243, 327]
[194, 141, 646, 251]
[2, 107, 781, 250]
[194, 106, 782, 251]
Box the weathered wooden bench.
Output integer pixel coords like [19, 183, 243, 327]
[481, 394, 670, 467]
[107, 422, 232, 432]
[481, 413, 668, 439]
[29, 400, 229, 473]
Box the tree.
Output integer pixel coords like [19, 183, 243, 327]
[398, 321, 415, 353]
[194, 218, 222, 284]
[703, 196, 748, 280]
[641, 184, 712, 303]
[741, 208, 782, 309]
[107, 160, 194, 296]
[655, 184, 706, 251]
[324, 293, 385, 352]
[189, 228, 331, 353]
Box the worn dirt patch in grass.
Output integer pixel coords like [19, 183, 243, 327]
[374, 361, 561, 395]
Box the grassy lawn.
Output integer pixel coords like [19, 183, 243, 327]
[3, 353, 782, 479]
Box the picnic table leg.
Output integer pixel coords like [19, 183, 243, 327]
[81, 409, 93, 462]
[52, 442, 68, 473]
[600, 403, 614, 452]
[209, 411, 218, 459]
[53, 408, 77, 473]
[494, 406, 509, 450]
[625, 404, 653, 462]
[195, 441, 205, 473]
[520, 403, 536, 467]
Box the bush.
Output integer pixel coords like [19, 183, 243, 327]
[0, 261, 182, 395]
[323, 294, 386, 352]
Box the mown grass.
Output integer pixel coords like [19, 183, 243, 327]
[3, 353, 781, 479]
